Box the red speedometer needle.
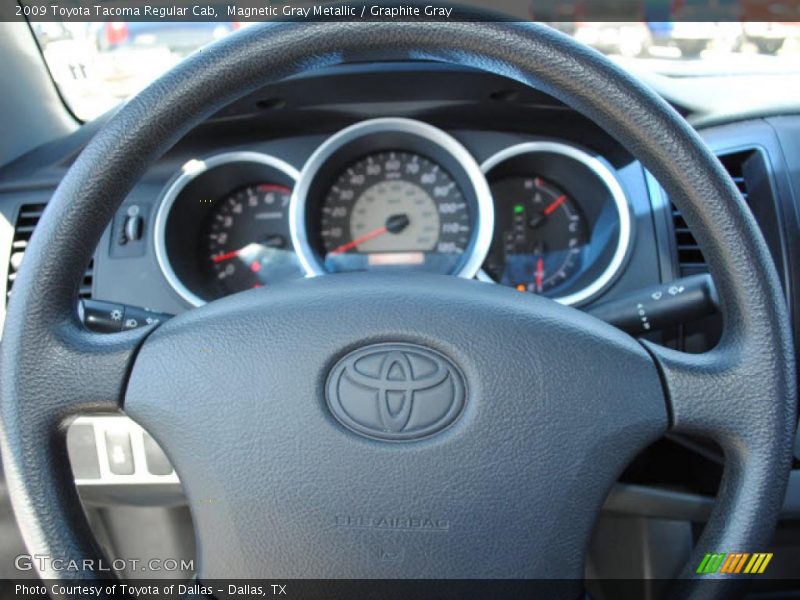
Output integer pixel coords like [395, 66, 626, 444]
[543, 194, 567, 216]
[535, 256, 545, 293]
[212, 249, 240, 263]
[329, 226, 388, 255]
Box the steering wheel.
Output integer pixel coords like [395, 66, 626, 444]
[0, 21, 795, 599]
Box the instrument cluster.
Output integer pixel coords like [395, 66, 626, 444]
[155, 118, 632, 307]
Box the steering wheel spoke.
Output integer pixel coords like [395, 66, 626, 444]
[59, 322, 153, 411]
[0, 316, 153, 579]
[642, 337, 796, 580]
[643, 342, 753, 439]
[5, 318, 153, 417]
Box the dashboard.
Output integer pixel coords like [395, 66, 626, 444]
[0, 62, 798, 497]
[155, 116, 632, 308]
[0, 62, 797, 342]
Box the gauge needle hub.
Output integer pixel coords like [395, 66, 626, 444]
[529, 214, 545, 229]
[385, 213, 410, 234]
[329, 213, 410, 255]
[528, 195, 567, 228]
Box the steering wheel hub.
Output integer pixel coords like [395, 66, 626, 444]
[123, 274, 666, 579]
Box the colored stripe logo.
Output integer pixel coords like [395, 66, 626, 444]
[696, 552, 773, 574]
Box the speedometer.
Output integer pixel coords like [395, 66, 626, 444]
[291, 118, 493, 278]
[319, 151, 472, 274]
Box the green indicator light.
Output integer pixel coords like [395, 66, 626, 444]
[514, 204, 524, 214]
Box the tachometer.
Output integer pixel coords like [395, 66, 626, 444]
[319, 151, 471, 274]
[154, 151, 301, 306]
[205, 183, 304, 297]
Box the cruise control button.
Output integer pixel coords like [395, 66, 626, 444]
[143, 433, 173, 476]
[105, 431, 135, 475]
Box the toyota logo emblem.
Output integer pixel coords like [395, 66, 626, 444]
[326, 343, 466, 441]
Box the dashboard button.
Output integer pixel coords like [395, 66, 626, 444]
[143, 433, 173, 476]
[124, 214, 144, 243]
[111, 203, 150, 258]
[105, 431, 135, 475]
[66, 423, 101, 480]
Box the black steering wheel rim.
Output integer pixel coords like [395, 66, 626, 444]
[0, 20, 795, 598]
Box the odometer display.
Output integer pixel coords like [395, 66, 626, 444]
[318, 151, 472, 274]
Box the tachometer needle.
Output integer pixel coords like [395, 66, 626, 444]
[329, 226, 388, 255]
[543, 194, 567, 216]
[212, 249, 241, 263]
[212, 237, 287, 264]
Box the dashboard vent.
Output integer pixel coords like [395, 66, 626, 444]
[671, 150, 753, 277]
[671, 202, 706, 276]
[718, 152, 751, 202]
[7, 202, 93, 303]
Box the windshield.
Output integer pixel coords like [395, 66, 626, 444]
[31, 20, 800, 121]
